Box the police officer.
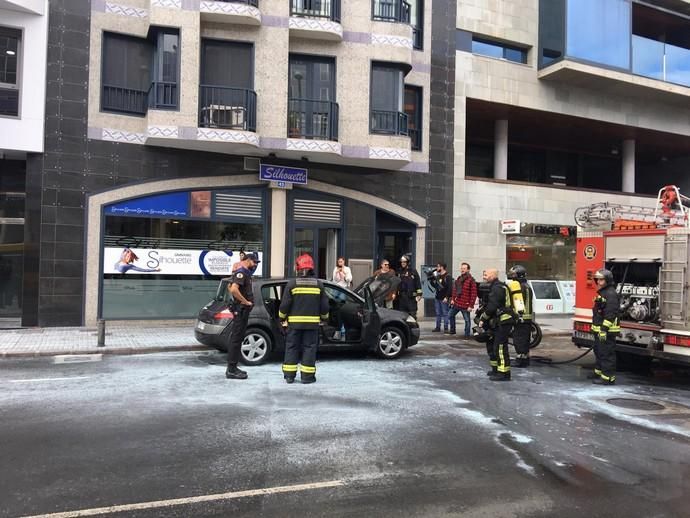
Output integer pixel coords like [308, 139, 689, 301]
[479, 268, 515, 381]
[225, 252, 260, 380]
[279, 254, 329, 384]
[396, 255, 422, 318]
[590, 269, 620, 385]
[507, 265, 534, 368]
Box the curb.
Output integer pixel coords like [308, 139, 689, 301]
[0, 344, 213, 359]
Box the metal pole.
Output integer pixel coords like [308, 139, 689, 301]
[97, 319, 106, 347]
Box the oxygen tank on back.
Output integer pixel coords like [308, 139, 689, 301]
[507, 279, 525, 315]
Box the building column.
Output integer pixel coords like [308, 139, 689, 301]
[270, 187, 287, 277]
[622, 139, 635, 193]
[494, 120, 508, 180]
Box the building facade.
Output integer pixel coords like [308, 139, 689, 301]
[14, 0, 457, 326]
[453, 0, 690, 314]
[0, 0, 49, 324]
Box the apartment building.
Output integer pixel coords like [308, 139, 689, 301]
[0, 0, 48, 325]
[15, 0, 456, 326]
[454, 0, 690, 314]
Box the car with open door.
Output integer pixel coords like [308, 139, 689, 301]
[194, 277, 420, 365]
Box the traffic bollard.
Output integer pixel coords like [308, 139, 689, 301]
[97, 319, 106, 347]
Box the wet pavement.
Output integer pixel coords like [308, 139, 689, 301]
[1, 336, 689, 517]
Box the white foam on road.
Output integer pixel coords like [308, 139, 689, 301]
[8, 376, 92, 383]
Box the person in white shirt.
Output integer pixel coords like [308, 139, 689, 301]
[332, 257, 352, 288]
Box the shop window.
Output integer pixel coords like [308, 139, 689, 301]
[370, 62, 408, 136]
[101, 190, 266, 319]
[0, 26, 21, 117]
[506, 233, 576, 281]
[404, 85, 422, 151]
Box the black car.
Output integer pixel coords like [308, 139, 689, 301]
[194, 277, 420, 365]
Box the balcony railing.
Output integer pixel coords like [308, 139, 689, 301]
[0, 87, 19, 117]
[409, 127, 421, 150]
[149, 81, 178, 110]
[288, 99, 339, 141]
[370, 110, 409, 136]
[372, 0, 410, 24]
[198, 85, 257, 132]
[102, 84, 150, 116]
[215, 0, 259, 7]
[291, 0, 340, 22]
[632, 35, 690, 88]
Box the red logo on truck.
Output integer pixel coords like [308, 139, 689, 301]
[583, 244, 597, 260]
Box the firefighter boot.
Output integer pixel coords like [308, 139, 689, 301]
[515, 356, 530, 368]
[592, 376, 615, 385]
[486, 366, 498, 376]
[284, 376, 295, 384]
[489, 372, 511, 381]
[586, 369, 602, 380]
[225, 365, 248, 380]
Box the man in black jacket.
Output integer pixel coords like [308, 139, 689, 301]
[478, 268, 515, 381]
[279, 253, 330, 384]
[432, 262, 451, 333]
[590, 269, 620, 385]
[396, 255, 422, 318]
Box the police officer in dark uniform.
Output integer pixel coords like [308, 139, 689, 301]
[279, 254, 329, 384]
[479, 268, 515, 381]
[396, 255, 422, 318]
[507, 265, 534, 368]
[225, 252, 260, 380]
[590, 269, 620, 385]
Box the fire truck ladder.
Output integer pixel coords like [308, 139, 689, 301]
[574, 185, 690, 230]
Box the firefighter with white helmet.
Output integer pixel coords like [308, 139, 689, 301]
[590, 269, 620, 385]
[279, 254, 329, 384]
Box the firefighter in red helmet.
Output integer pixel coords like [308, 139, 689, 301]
[278, 254, 330, 384]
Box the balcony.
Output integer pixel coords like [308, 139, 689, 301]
[632, 35, 690, 89]
[101, 84, 149, 116]
[199, 0, 261, 26]
[289, 0, 342, 41]
[372, 0, 410, 24]
[149, 81, 178, 110]
[198, 85, 257, 132]
[288, 99, 339, 142]
[370, 110, 409, 136]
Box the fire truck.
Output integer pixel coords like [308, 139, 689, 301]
[572, 185, 690, 366]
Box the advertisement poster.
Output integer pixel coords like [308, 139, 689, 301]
[104, 247, 263, 276]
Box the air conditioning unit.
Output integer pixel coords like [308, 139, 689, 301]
[201, 104, 246, 129]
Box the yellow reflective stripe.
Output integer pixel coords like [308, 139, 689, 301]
[498, 347, 510, 372]
[282, 364, 298, 372]
[600, 373, 616, 381]
[591, 325, 601, 332]
[291, 287, 321, 295]
[287, 316, 321, 323]
[279, 311, 287, 319]
[299, 365, 316, 373]
[594, 369, 602, 375]
[602, 319, 615, 327]
[499, 313, 513, 322]
[320, 313, 329, 319]
[490, 361, 497, 367]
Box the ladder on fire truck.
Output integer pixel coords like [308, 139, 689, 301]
[574, 185, 690, 230]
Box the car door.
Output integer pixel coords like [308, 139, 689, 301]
[361, 286, 382, 347]
[260, 282, 287, 347]
[322, 283, 368, 346]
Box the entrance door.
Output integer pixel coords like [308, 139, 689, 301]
[293, 227, 339, 280]
[377, 231, 413, 272]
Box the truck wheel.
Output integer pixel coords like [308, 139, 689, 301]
[616, 351, 652, 373]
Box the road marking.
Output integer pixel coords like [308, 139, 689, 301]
[19, 479, 346, 518]
[9, 376, 91, 383]
[53, 355, 103, 364]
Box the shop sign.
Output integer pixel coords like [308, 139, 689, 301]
[259, 164, 308, 186]
[103, 247, 263, 277]
[500, 220, 521, 234]
[531, 224, 576, 237]
[105, 192, 189, 218]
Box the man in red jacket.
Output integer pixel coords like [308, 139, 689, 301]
[448, 262, 478, 338]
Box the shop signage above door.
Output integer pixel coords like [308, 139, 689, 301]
[259, 164, 308, 186]
[500, 220, 521, 234]
[105, 192, 189, 218]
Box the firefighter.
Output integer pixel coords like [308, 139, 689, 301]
[396, 255, 422, 318]
[590, 269, 620, 385]
[478, 268, 515, 381]
[279, 254, 329, 384]
[507, 265, 534, 368]
[225, 252, 260, 380]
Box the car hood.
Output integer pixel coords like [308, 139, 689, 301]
[376, 307, 417, 325]
[354, 275, 400, 305]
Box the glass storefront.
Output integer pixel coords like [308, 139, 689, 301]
[101, 189, 266, 319]
[505, 224, 576, 281]
[0, 160, 25, 320]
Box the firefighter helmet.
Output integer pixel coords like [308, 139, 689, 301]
[295, 253, 315, 271]
[593, 269, 614, 286]
[507, 265, 527, 280]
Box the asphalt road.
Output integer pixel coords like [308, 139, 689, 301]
[1, 336, 689, 518]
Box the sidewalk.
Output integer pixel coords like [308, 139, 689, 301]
[0, 315, 574, 358]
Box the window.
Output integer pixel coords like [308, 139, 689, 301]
[101, 32, 153, 115]
[199, 40, 256, 131]
[472, 37, 528, 64]
[150, 29, 179, 110]
[372, 0, 410, 24]
[0, 27, 21, 117]
[288, 55, 338, 140]
[404, 85, 422, 151]
[370, 63, 408, 136]
[410, 0, 423, 50]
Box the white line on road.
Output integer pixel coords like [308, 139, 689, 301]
[19, 479, 346, 518]
[8, 376, 92, 383]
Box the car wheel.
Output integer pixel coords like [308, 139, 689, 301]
[240, 328, 272, 366]
[376, 326, 407, 359]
